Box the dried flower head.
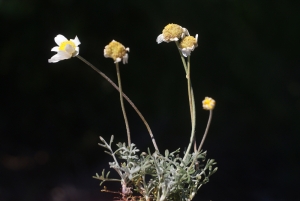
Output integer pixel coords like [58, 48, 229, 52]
[202, 97, 216, 110]
[156, 23, 189, 44]
[104, 40, 129, 64]
[48, 34, 81, 63]
[179, 34, 198, 57]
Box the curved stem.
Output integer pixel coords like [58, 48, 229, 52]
[189, 110, 213, 170]
[197, 110, 212, 153]
[76, 55, 159, 152]
[115, 62, 131, 146]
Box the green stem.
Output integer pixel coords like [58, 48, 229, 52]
[115, 62, 131, 146]
[175, 42, 197, 161]
[197, 110, 212, 153]
[187, 56, 193, 121]
[76, 55, 159, 153]
[188, 110, 213, 170]
[175, 41, 188, 72]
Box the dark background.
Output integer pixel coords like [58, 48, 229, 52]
[1, 0, 299, 201]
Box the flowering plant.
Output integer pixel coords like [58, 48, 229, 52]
[48, 23, 217, 201]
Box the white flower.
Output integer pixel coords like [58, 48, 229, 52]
[104, 40, 129, 64]
[179, 34, 198, 57]
[156, 23, 189, 44]
[48, 34, 81, 63]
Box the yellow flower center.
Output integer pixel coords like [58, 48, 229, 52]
[59, 40, 76, 53]
[202, 97, 216, 110]
[104, 40, 126, 61]
[162, 23, 183, 41]
[180, 36, 197, 48]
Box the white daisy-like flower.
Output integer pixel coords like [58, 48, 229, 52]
[156, 23, 189, 44]
[104, 40, 129, 64]
[179, 34, 198, 57]
[48, 34, 81, 63]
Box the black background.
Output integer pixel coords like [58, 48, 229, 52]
[1, 0, 300, 201]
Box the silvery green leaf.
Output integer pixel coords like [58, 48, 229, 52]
[165, 149, 169, 157]
[130, 166, 140, 174]
[109, 162, 116, 166]
[99, 136, 105, 142]
[106, 171, 110, 178]
[104, 151, 112, 156]
[116, 142, 122, 148]
[188, 168, 195, 175]
[109, 135, 114, 146]
[211, 167, 218, 174]
[98, 143, 106, 148]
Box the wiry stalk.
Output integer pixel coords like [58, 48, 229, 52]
[197, 110, 213, 153]
[76, 55, 159, 152]
[175, 42, 196, 161]
[187, 56, 193, 122]
[115, 62, 131, 146]
[187, 57, 198, 153]
[189, 110, 213, 169]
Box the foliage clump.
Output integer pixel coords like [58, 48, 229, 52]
[94, 136, 217, 201]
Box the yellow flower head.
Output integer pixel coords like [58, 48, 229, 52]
[48, 34, 81, 63]
[156, 23, 189, 44]
[104, 40, 129, 64]
[202, 97, 216, 110]
[179, 34, 198, 57]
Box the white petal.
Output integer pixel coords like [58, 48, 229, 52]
[48, 53, 62, 63]
[156, 34, 164, 44]
[125, 47, 130, 52]
[73, 51, 79, 57]
[73, 47, 79, 56]
[182, 28, 190, 38]
[51, 46, 59, 52]
[114, 58, 122, 63]
[122, 53, 128, 64]
[54, 34, 68, 45]
[180, 48, 190, 57]
[170, 37, 179, 41]
[71, 36, 81, 46]
[48, 51, 72, 63]
[57, 51, 72, 59]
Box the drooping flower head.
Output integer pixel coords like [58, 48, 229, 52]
[156, 23, 189, 44]
[104, 40, 129, 64]
[48, 34, 81, 63]
[202, 97, 216, 110]
[179, 34, 198, 57]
